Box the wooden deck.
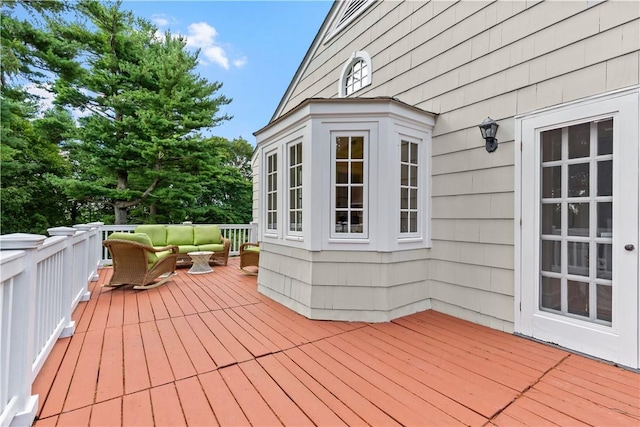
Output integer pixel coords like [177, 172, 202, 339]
[32, 257, 639, 426]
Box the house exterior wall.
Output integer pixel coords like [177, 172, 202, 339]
[269, 0, 640, 331]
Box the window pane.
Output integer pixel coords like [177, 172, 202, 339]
[350, 211, 363, 229]
[409, 189, 417, 210]
[597, 119, 613, 155]
[336, 137, 349, 159]
[568, 203, 589, 236]
[336, 162, 349, 183]
[597, 160, 612, 196]
[409, 215, 417, 233]
[351, 162, 363, 184]
[289, 189, 296, 207]
[567, 241, 589, 276]
[542, 166, 561, 198]
[400, 212, 408, 233]
[351, 187, 363, 208]
[335, 212, 348, 232]
[336, 187, 348, 208]
[400, 188, 408, 209]
[410, 165, 418, 187]
[401, 141, 409, 162]
[542, 128, 562, 162]
[541, 203, 561, 235]
[568, 163, 589, 197]
[540, 276, 561, 311]
[568, 280, 589, 317]
[597, 244, 612, 280]
[297, 167, 302, 186]
[351, 137, 364, 159]
[401, 164, 408, 186]
[568, 122, 590, 159]
[290, 167, 296, 186]
[597, 202, 612, 237]
[597, 284, 612, 322]
[541, 240, 561, 273]
[410, 143, 418, 164]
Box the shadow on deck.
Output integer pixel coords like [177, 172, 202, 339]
[32, 257, 639, 426]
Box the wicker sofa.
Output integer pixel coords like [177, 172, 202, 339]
[134, 224, 230, 266]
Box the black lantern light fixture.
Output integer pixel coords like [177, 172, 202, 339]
[479, 117, 499, 153]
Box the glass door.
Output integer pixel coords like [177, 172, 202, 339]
[539, 120, 613, 324]
[517, 89, 639, 369]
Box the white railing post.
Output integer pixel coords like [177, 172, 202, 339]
[0, 234, 45, 427]
[47, 227, 77, 338]
[250, 221, 258, 243]
[87, 222, 104, 278]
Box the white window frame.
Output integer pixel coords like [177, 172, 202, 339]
[339, 51, 372, 97]
[399, 137, 421, 238]
[330, 130, 369, 240]
[287, 140, 303, 236]
[265, 149, 279, 235]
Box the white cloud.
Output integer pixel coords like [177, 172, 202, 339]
[202, 45, 229, 70]
[151, 14, 171, 28]
[183, 22, 245, 71]
[25, 83, 54, 112]
[233, 56, 248, 68]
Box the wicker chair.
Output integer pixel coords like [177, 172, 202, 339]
[239, 242, 260, 274]
[103, 238, 179, 290]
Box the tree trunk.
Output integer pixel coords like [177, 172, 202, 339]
[114, 205, 128, 224]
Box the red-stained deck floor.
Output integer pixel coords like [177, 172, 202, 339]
[32, 257, 639, 426]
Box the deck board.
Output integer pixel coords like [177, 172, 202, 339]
[32, 257, 640, 426]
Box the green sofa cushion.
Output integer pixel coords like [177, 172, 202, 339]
[245, 246, 260, 253]
[167, 225, 194, 246]
[194, 225, 222, 245]
[108, 232, 157, 264]
[135, 225, 167, 246]
[197, 244, 225, 253]
[177, 245, 199, 254]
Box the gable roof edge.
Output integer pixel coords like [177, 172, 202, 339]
[270, 1, 341, 122]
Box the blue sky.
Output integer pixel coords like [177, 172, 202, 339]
[122, 0, 333, 144]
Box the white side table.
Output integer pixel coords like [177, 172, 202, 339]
[187, 251, 214, 274]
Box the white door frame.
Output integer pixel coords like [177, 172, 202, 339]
[515, 86, 639, 368]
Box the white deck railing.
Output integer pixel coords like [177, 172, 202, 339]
[0, 222, 255, 427]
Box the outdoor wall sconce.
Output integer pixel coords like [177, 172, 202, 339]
[479, 117, 499, 153]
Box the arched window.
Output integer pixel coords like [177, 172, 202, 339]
[339, 51, 372, 97]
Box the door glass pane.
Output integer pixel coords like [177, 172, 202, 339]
[597, 160, 612, 196]
[541, 240, 561, 273]
[410, 165, 418, 186]
[401, 188, 408, 209]
[401, 164, 408, 185]
[597, 285, 612, 322]
[541, 203, 561, 235]
[401, 141, 408, 162]
[567, 242, 589, 276]
[568, 123, 590, 159]
[597, 119, 613, 155]
[568, 203, 589, 236]
[568, 163, 589, 197]
[597, 202, 612, 237]
[541, 276, 561, 311]
[542, 166, 561, 198]
[597, 244, 612, 280]
[542, 128, 562, 162]
[568, 280, 589, 317]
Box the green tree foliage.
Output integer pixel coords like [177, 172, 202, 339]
[54, 0, 232, 224]
[1, 0, 77, 234]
